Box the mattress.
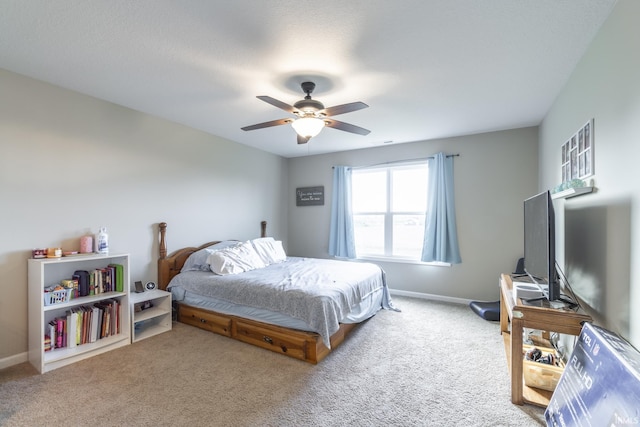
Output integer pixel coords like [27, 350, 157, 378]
[167, 256, 395, 346]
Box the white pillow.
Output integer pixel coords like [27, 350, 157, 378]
[180, 241, 239, 272]
[270, 241, 287, 263]
[207, 241, 266, 275]
[251, 237, 287, 265]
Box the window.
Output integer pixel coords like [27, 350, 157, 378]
[352, 162, 428, 260]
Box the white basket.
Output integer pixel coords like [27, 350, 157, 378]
[44, 288, 72, 306]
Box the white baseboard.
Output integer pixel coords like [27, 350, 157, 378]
[0, 351, 28, 370]
[389, 289, 472, 306]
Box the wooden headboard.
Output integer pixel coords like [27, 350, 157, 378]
[157, 220, 267, 290]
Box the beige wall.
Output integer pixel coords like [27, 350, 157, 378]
[539, 0, 639, 347]
[287, 127, 538, 301]
[0, 69, 288, 365]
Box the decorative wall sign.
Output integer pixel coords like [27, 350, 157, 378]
[561, 119, 594, 182]
[296, 186, 324, 206]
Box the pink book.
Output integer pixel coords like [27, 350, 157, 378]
[56, 318, 64, 348]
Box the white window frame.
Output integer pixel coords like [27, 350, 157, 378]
[352, 161, 447, 265]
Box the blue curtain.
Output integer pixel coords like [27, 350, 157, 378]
[328, 166, 356, 258]
[421, 153, 462, 264]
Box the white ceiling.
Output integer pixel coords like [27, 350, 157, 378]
[0, 1, 617, 158]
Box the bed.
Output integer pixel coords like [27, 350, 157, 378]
[157, 221, 397, 363]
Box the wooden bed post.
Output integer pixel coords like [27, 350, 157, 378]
[261, 220, 267, 238]
[157, 222, 170, 290]
[159, 222, 167, 259]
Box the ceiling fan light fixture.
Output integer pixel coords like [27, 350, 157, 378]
[291, 117, 325, 138]
[242, 81, 370, 143]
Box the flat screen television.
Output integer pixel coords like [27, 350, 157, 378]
[523, 190, 560, 301]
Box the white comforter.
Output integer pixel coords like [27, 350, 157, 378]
[168, 257, 396, 346]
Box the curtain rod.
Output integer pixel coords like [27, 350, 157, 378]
[333, 153, 460, 169]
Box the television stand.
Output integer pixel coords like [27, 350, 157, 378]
[522, 296, 546, 303]
[499, 274, 591, 407]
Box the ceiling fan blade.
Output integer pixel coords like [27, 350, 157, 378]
[324, 119, 371, 136]
[257, 96, 299, 114]
[322, 101, 368, 117]
[297, 135, 310, 145]
[241, 118, 292, 131]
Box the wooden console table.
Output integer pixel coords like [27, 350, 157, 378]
[499, 274, 591, 407]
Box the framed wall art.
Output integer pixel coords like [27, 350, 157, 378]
[561, 119, 594, 182]
[296, 186, 324, 206]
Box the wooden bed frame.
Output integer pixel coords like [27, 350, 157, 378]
[157, 221, 358, 364]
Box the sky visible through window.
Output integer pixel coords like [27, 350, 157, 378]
[352, 164, 428, 259]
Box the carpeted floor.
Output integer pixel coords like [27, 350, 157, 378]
[0, 296, 545, 426]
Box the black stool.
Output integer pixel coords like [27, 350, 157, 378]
[469, 258, 524, 321]
[469, 300, 500, 321]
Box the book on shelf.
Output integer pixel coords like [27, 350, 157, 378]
[116, 299, 121, 334]
[66, 310, 77, 348]
[56, 318, 64, 349]
[47, 262, 124, 306]
[92, 269, 103, 294]
[88, 267, 117, 294]
[97, 267, 114, 293]
[90, 305, 100, 343]
[44, 299, 122, 350]
[47, 321, 56, 351]
[108, 263, 124, 292]
[103, 307, 110, 337]
[76, 309, 83, 345]
[81, 307, 88, 344]
[94, 299, 120, 338]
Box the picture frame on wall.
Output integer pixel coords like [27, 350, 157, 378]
[296, 186, 324, 206]
[561, 119, 594, 182]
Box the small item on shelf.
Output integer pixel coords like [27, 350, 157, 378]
[525, 346, 543, 362]
[95, 227, 109, 254]
[32, 248, 47, 258]
[134, 281, 144, 293]
[523, 344, 565, 391]
[552, 178, 586, 194]
[524, 345, 559, 366]
[551, 178, 597, 199]
[134, 319, 150, 332]
[72, 270, 91, 297]
[538, 353, 556, 365]
[134, 300, 153, 312]
[43, 286, 73, 306]
[80, 235, 93, 254]
[60, 279, 77, 297]
[46, 248, 62, 258]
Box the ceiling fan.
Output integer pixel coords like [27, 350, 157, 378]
[241, 81, 370, 144]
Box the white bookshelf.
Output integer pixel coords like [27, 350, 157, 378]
[130, 289, 172, 342]
[28, 253, 131, 373]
